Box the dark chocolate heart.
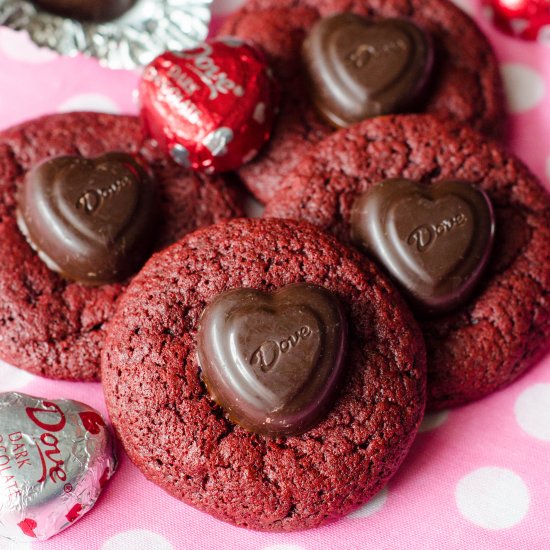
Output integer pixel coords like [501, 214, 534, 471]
[197, 284, 348, 436]
[351, 179, 495, 313]
[302, 14, 434, 128]
[31, 0, 135, 21]
[17, 153, 156, 285]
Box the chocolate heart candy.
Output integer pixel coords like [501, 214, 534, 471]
[17, 153, 156, 286]
[351, 179, 495, 314]
[31, 0, 136, 21]
[302, 14, 434, 128]
[0, 392, 116, 542]
[197, 284, 348, 436]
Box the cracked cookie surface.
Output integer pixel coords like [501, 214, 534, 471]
[264, 114, 550, 409]
[0, 112, 243, 381]
[101, 218, 426, 531]
[220, 0, 504, 204]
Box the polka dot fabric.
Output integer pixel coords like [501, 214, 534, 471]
[0, 0, 549, 548]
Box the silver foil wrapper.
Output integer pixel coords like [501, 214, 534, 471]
[0, 0, 212, 69]
[0, 392, 117, 542]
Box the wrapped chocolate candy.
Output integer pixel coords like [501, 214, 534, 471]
[0, 0, 212, 69]
[139, 37, 278, 174]
[0, 393, 117, 542]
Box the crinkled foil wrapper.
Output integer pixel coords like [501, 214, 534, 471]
[0, 392, 117, 542]
[0, 0, 213, 69]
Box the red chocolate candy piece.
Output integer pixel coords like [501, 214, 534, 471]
[351, 178, 495, 314]
[140, 38, 278, 174]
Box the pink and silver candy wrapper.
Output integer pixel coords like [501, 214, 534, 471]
[0, 392, 117, 542]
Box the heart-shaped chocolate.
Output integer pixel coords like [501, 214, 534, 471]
[31, 0, 135, 22]
[17, 153, 156, 285]
[351, 179, 495, 313]
[302, 14, 434, 128]
[0, 392, 116, 542]
[197, 284, 348, 436]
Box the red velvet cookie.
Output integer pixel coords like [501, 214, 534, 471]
[102, 218, 426, 531]
[264, 114, 550, 410]
[219, 0, 504, 204]
[0, 112, 243, 381]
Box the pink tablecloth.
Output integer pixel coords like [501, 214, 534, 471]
[1, 1, 550, 549]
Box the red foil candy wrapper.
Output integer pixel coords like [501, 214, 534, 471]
[483, 0, 550, 42]
[139, 37, 278, 173]
[0, 393, 117, 542]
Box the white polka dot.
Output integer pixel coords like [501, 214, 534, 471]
[58, 93, 120, 114]
[102, 530, 173, 550]
[348, 486, 388, 519]
[419, 410, 449, 433]
[515, 383, 550, 441]
[455, 467, 530, 529]
[262, 545, 306, 550]
[449, 0, 474, 15]
[501, 63, 546, 114]
[2, 541, 31, 550]
[0, 28, 58, 63]
[0, 361, 35, 389]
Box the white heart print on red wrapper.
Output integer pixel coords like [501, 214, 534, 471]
[139, 37, 278, 174]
